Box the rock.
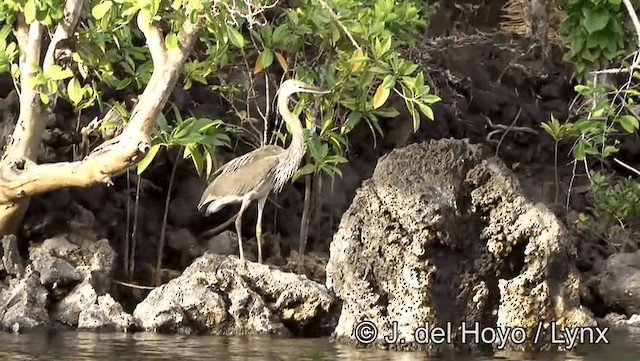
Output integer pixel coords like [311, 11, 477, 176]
[597, 251, 640, 315]
[0, 229, 118, 333]
[282, 251, 328, 284]
[33, 236, 116, 294]
[51, 280, 97, 326]
[0, 273, 49, 332]
[601, 313, 640, 329]
[326, 139, 594, 351]
[1, 235, 24, 276]
[30, 251, 81, 289]
[78, 294, 135, 331]
[52, 277, 133, 330]
[134, 253, 335, 336]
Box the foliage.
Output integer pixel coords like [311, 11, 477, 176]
[222, 0, 440, 181]
[136, 104, 235, 177]
[0, 0, 440, 184]
[541, 81, 640, 162]
[555, 0, 637, 77]
[577, 171, 640, 250]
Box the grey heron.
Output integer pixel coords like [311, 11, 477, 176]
[198, 79, 330, 263]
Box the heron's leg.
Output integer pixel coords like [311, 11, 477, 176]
[235, 196, 251, 261]
[256, 196, 267, 264]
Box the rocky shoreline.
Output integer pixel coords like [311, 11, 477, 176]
[2, 15, 640, 353]
[2, 137, 640, 353]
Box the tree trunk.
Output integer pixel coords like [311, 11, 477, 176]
[0, 3, 202, 236]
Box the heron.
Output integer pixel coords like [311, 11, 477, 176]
[197, 79, 330, 264]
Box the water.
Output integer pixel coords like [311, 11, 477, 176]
[0, 330, 638, 360]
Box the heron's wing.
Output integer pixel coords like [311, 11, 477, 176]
[198, 146, 284, 209]
[212, 145, 283, 177]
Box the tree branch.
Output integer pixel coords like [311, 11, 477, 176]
[42, 0, 84, 73]
[5, 17, 45, 162]
[0, 18, 203, 203]
[624, 0, 640, 51]
[137, 11, 168, 66]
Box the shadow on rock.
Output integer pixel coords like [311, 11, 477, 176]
[326, 138, 595, 352]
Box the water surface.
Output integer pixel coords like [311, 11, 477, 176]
[0, 330, 638, 360]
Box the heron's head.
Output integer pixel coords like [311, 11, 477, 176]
[279, 79, 330, 98]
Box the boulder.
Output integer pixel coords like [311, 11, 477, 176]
[326, 139, 594, 351]
[1, 231, 129, 332]
[0, 273, 49, 332]
[597, 251, 640, 315]
[78, 294, 135, 331]
[134, 253, 335, 335]
[1, 235, 24, 277]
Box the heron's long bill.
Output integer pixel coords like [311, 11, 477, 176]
[302, 85, 331, 94]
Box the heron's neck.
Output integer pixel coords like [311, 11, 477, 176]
[278, 94, 305, 161]
[271, 93, 306, 192]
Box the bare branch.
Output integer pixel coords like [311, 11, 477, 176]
[0, 18, 204, 203]
[43, 0, 84, 73]
[5, 17, 46, 162]
[137, 12, 168, 66]
[624, 0, 640, 52]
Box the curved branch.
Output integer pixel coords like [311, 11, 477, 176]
[0, 17, 203, 203]
[43, 0, 84, 73]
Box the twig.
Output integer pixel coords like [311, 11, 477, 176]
[124, 170, 131, 280]
[484, 113, 536, 135]
[155, 150, 180, 286]
[316, 0, 361, 50]
[113, 279, 156, 290]
[494, 107, 523, 157]
[128, 174, 142, 281]
[614, 157, 640, 177]
[624, 0, 640, 56]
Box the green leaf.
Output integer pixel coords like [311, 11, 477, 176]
[603, 145, 618, 157]
[39, 92, 49, 105]
[618, 115, 639, 133]
[293, 163, 316, 181]
[573, 139, 589, 160]
[92, 1, 113, 20]
[253, 49, 274, 74]
[381, 75, 396, 89]
[165, 33, 178, 49]
[583, 8, 610, 34]
[418, 103, 434, 121]
[373, 107, 400, 118]
[24, 0, 36, 24]
[422, 94, 441, 104]
[227, 26, 245, 48]
[48, 66, 73, 81]
[67, 78, 83, 105]
[137, 143, 161, 174]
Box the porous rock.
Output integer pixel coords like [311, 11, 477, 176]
[1, 234, 24, 276]
[133, 253, 335, 335]
[326, 139, 594, 351]
[597, 251, 640, 315]
[78, 294, 135, 331]
[0, 272, 49, 332]
[3, 232, 129, 331]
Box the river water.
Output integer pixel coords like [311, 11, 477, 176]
[0, 330, 638, 360]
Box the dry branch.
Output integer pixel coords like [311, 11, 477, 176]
[0, 6, 203, 235]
